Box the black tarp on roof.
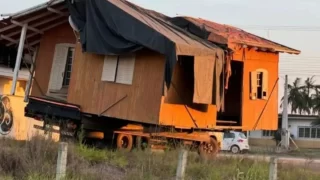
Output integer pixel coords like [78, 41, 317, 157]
[66, 0, 223, 88]
[66, 0, 175, 88]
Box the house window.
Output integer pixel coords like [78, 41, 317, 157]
[299, 127, 320, 138]
[250, 69, 268, 100]
[62, 47, 75, 86]
[101, 54, 135, 85]
[257, 72, 263, 99]
[262, 130, 275, 137]
[48, 43, 75, 92]
[298, 126, 320, 138]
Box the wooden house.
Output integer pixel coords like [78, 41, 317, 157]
[170, 17, 301, 131]
[0, 0, 232, 135]
[0, 0, 300, 139]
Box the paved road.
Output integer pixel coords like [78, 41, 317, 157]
[218, 153, 320, 170]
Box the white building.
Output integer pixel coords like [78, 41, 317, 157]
[249, 114, 320, 149]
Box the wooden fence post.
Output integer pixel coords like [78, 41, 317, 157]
[56, 142, 68, 180]
[176, 149, 188, 180]
[269, 157, 278, 180]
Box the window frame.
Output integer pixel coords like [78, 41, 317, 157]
[101, 54, 135, 85]
[62, 47, 75, 87]
[47, 43, 75, 92]
[262, 130, 276, 138]
[250, 68, 268, 100]
[298, 126, 320, 139]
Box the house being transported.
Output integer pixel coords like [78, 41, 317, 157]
[0, 0, 300, 155]
[170, 16, 301, 131]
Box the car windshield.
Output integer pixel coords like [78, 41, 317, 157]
[239, 132, 247, 139]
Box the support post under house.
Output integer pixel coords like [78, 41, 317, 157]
[11, 23, 28, 95]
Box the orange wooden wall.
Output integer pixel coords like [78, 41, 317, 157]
[31, 23, 76, 97]
[159, 58, 216, 129]
[231, 45, 279, 131]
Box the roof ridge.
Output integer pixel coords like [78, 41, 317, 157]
[180, 16, 300, 54]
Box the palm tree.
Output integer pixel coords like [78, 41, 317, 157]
[312, 87, 320, 115]
[301, 76, 315, 115]
[281, 78, 306, 114]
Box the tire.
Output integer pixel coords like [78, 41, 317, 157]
[230, 145, 240, 154]
[116, 134, 133, 151]
[198, 138, 219, 160]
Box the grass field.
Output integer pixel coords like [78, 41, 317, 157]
[0, 136, 319, 180]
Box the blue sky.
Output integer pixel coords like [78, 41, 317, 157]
[1, 0, 320, 110]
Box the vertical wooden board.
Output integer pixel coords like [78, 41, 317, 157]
[193, 56, 214, 104]
[48, 44, 69, 91]
[250, 71, 257, 100]
[116, 54, 135, 85]
[101, 55, 118, 82]
[262, 69, 269, 100]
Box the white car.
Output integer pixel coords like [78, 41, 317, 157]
[221, 131, 250, 154]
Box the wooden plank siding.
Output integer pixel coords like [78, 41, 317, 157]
[231, 44, 279, 131]
[67, 44, 166, 124]
[31, 23, 76, 97]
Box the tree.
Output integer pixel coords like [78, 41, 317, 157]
[312, 85, 320, 115]
[281, 78, 305, 114]
[280, 76, 320, 115]
[301, 76, 315, 115]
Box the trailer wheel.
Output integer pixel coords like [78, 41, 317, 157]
[198, 138, 219, 160]
[116, 134, 133, 151]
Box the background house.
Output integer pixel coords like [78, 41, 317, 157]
[249, 114, 320, 149]
[0, 47, 59, 140]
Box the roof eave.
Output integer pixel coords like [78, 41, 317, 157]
[0, 0, 65, 19]
[234, 42, 301, 55]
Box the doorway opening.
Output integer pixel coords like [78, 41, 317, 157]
[217, 61, 244, 126]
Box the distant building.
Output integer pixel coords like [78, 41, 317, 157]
[249, 114, 320, 149]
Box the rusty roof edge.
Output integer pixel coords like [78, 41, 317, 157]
[235, 31, 301, 55]
[0, 0, 65, 19]
[179, 16, 301, 55]
[234, 42, 301, 55]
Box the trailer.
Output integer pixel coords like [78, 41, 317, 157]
[25, 96, 224, 159]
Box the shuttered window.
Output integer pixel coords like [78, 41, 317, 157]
[48, 43, 75, 91]
[101, 55, 118, 82]
[101, 54, 135, 85]
[250, 69, 268, 100]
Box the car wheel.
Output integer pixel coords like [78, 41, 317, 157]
[230, 145, 240, 154]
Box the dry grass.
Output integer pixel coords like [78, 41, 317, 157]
[0, 136, 319, 180]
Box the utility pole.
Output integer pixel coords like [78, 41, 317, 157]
[281, 75, 289, 150]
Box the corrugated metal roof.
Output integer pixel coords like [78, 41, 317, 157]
[0, 1, 68, 49]
[109, 0, 224, 57]
[182, 16, 301, 55]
